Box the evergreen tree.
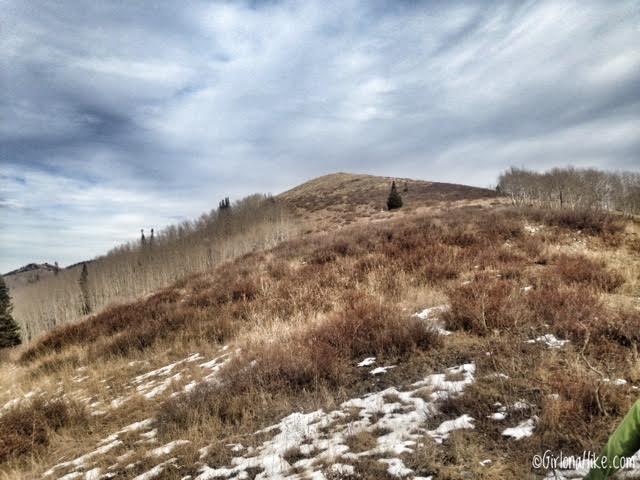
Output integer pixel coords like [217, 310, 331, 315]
[387, 181, 403, 210]
[0, 276, 21, 348]
[79, 263, 91, 315]
[219, 197, 231, 210]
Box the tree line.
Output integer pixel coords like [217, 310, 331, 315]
[497, 167, 640, 215]
[10, 194, 295, 341]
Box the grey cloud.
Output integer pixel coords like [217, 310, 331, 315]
[1, 0, 639, 272]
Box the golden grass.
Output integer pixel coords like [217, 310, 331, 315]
[1, 203, 638, 478]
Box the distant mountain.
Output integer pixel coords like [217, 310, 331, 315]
[3, 262, 60, 289]
[4, 262, 58, 277]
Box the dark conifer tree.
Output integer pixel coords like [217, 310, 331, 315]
[0, 276, 21, 348]
[387, 181, 403, 210]
[79, 263, 91, 315]
[219, 197, 231, 210]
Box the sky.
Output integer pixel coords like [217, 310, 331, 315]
[1, 0, 639, 273]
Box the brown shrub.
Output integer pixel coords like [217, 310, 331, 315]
[159, 295, 441, 433]
[95, 305, 237, 359]
[626, 235, 640, 254]
[442, 227, 479, 247]
[526, 282, 604, 343]
[553, 254, 624, 293]
[0, 398, 88, 462]
[308, 240, 354, 265]
[515, 234, 546, 261]
[308, 295, 441, 360]
[188, 272, 261, 307]
[20, 288, 179, 362]
[409, 246, 462, 283]
[344, 431, 378, 453]
[527, 208, 625, 236]
[539, 373, 633, 451]
[21, 271, 252, 362]
[596, 309, 640, 348]
[477, 213, 523, 241]
[226, 295, 441, 393]
[443, 276, 526, 335]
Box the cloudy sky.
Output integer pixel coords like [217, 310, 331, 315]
[1, 0, 639, 272]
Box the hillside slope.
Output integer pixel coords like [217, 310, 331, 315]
[0, 180, 640, 480]
[278, 172, 499, 229]
[1, 177, 640, 479]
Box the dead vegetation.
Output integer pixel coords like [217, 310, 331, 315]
[9, 195, 294, 341]
[157, 295, 441, 437]
[1, 201, 639, 479]
[0, 397, 88, 463]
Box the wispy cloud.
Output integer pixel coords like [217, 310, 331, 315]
[1, 0, 639, 272]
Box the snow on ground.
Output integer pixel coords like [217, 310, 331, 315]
[40, 350, 231, 479]
[195, 363, 477, 479]
[24, 310, 623, 479]
[526, 334, 570, 349]
[132, 458, 178, 480]
[412, 305, 452, 336]
[427, 414, 475, 444]
[380, 458, 414, 477]
[150, 440, 191, 457]
[0, 388, 43, 417]
[370, 365, 396, 375]
[357, 357, 376, 367]
[502, 417, 538, 440]
[603, 378, 628, 386]
[488, 411, 507, 421]
[524, 224, 542, 234]
[44, 439, 124, 477]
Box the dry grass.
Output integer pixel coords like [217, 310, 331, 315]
[157, 294, 441, 436]
[442, 275, 527, 335]
[0, 397, 88, 463]
[552, 253, 624, 293]
[525, 208, 626, 236]
[2, 201, 639, 478]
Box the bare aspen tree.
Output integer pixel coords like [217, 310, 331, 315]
[9, 195, 295, 339]
[497, 166, 640, 215]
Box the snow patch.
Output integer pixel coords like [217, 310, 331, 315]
[526, 334, 569, 349]
[357, 357, 376, 367]
[413, 305, 452, 336]
[195, 363, 476, 480]
[370, 365, 396, 375]
[150, 440, 190, 457]
[502, 417, 538, 440]
[380, 458, 413, 477]
[428, 414, 475, 443]
[133, 458, 177, 480]
[330, 463, 355, 476]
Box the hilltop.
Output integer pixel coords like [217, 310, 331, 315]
[278, 172, 498, 230]
[1, 173, 639, 479]
[3, 263, 60, 289]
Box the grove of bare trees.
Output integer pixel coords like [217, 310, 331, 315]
[10, 194, 295, 341]
[497, 167, 640, 215]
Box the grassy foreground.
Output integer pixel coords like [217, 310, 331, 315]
[1, 201, 639, 479]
